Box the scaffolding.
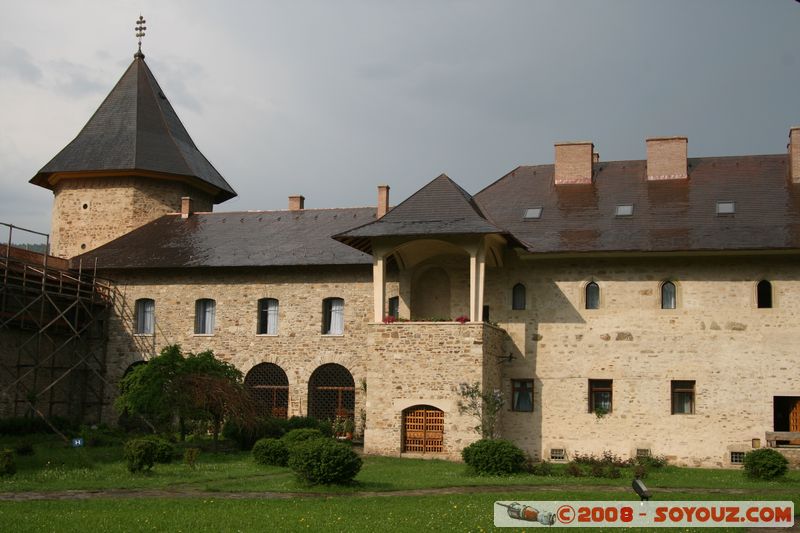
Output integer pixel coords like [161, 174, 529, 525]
[0, 222, 114, 426]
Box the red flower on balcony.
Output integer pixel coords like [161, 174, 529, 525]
[455, 315, 469, 324]
[383, 315, 397, 324]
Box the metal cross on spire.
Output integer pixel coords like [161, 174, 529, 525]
[134, 15, 147, 58]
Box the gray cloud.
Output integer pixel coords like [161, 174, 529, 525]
[0, 41, 42, 83]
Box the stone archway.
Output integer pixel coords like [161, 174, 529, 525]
[245, 363, 289, 419]
[308, 363, 355, 421]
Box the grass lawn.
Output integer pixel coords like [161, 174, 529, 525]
[0, 435, 797, 531]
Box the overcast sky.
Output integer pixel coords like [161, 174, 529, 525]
[2, 1, 799, 239]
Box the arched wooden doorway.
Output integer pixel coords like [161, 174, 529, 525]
[308, 363, 355, 421]
[402, 405, 444, 453]
[245, 363, 289, 419]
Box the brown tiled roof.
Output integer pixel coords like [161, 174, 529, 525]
[334, 174, 508, 252]
[474, 154, 800, 254]
[31, 56, 236, 203]
[74, 208, 375, 269]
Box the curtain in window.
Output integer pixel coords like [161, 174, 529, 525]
[661, 281, 676, 309]
[329, 298, 344, 335]
[513, 381, 533, 411]
[673, 392, 693, 414]
[388, 296, 399, 318]
[135, 299, 154, 334]
[258, 298, 279, 334]
[195, 299, 216, 334]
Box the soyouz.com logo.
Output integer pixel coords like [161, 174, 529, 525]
[494, 501, 795, 528]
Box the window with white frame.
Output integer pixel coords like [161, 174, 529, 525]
[134, 298, 154, 335]
[194, 298, 216, 335]
[257, 298, 279, 335]
[322, 297, 344, 335]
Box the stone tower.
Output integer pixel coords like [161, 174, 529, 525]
[30, 47, 236, 259]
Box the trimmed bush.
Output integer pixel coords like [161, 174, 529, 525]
[281, 428, 326, 448]
[530, 460, 554, 476]
[123, 438, 158, 473]
[636, 454, 668, 469]
[252, 438, 290, 467]
[0, 450, 16, 476]
[223, 417, 287, 451]
[743, 448, 788, 480]
[139, 436, 175, 464]
[461, 439, 526, 476]
[288, 439, 362, 484]
[565, 462, 584, 477]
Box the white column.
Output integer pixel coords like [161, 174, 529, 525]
[373, 252, 386, 323]
[467, 241, 486, 323]
[477, 245, 486, 321]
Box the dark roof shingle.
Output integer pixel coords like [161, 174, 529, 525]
[75, 208, 376, 269]
[31, 56, 236, 202]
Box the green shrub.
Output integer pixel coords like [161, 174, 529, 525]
[606, 465, 622, 479]
[288, 439, 362, 484]
[565, 462, 584, 477]
[14, 441, 34, 456]
[743, 448, 788, 480]
[572, 450, 634, 468]
[184, 447, 201, 469]
[138, 436, 175, 463]
[281, 428, 327, 448]
[0, 450, 16, 476]
[223, 417, 287, 450]
[634, 464, 648, 479]
[530, 460, 554, 476]
[252, 438, 290, 466]
[636, 454, 668, 469]
[123, 438, 158, 473]
[461, 439, 526, 476]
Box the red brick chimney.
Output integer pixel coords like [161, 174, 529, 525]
[181, 197, 193, 219]
[377, 185, 390, 218]
[554, 142, 593, 185]
[288, 195, 305, 211]
[646, 137, 688, 181]
[790, 127, 800, 184]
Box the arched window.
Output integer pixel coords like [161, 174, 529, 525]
[308, 363, 355, 420]
[194, 298, 216, 334]
[134, 298, 154, 335]
[257, 298, 279, 335]
[585, 282, 600, 310]
[245, 363, 289, 419]
[757, 280, 772, 309]
[661, 281, 676, 310]
[322, 297, 344, 335]
[512, 283, 526, 310]
[402, 405, 444, 453]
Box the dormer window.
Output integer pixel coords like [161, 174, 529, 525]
[523, 207, 542, 219]
[716, 201, 735, 215]
[615, 204, 634, 217]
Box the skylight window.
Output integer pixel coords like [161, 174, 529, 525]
[716, 201, 735, 215]
[523, 207, 542, 219]
[615, 204, 634, 217]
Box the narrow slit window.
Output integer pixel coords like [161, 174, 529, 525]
[511, 380, 534, 412]
[585, 282, 599, 309]
[512, 283, 526, 310]
[257, 298, 279, 335]
[757, 280, 772, 309]
[661, 281, 676, 309]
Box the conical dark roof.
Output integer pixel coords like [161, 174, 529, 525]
[31, 55, 236, 202]
[335, 174, 508, 252]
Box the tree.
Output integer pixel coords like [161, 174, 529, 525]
[457, 382, 505, 439]
[115, 345, 256, 440]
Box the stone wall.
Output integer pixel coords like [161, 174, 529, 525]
[364, 322, 506, 460]
[102, 265, 387, 429]
[484, 253, 800, 467]
[50, 176, 213, 258]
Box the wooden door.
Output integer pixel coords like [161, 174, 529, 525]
[790, 400, 800, 445]
[403, 406, 444, 453]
